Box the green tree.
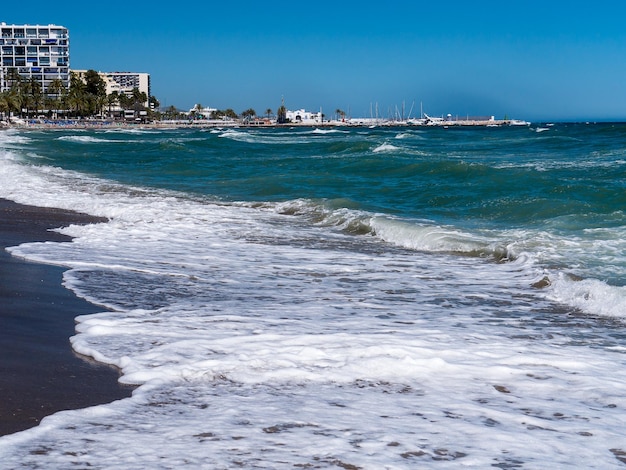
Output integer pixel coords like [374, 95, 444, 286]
[241, 108, 256, 119]
[277, 104, 287, 124]
[265, 108, 272, 119]
[106, 91, 119, 118]
[46, 78, 66, 119]
[163, 105, 180, 120]
[118, 92, 131, 111]
[22, 78, 43, 117]
[131, 87, 148, 113]
[0, 89, 20, 121]
[0, 91, 14, 121]
[5, 68, 21, 90]
[84, 70, 106, 97]
[66, 72, 87, 116]
[82, 70, 107, 116]
[223, 108, 238, 119]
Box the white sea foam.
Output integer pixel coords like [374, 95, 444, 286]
[548, 273, 626, 319]
[2, 141, 626, 467]
[370, 216, 496, 255]
[394, 132, 413, 139]
[311, 128, 348, 134]
[373, 142, 400, 153]
[58, 135, 113, 143]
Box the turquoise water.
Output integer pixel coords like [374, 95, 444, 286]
[26, 123, 626, 284]
[43, 124, 626, 227]
[2, 123, 626, 468]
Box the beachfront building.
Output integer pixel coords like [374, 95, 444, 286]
[0, 22, 70, 93]
[103, 71, 150, 107]
[285, 108, 322, 124]
[72, 70, 151, 108]
[188, 105, 217, 118]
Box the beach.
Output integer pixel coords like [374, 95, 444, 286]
[2, 124, 626, 467]
[0, 199, 132, 436]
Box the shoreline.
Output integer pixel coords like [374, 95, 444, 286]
[0, 198, 133, 436]
[1, 117, 531, 130]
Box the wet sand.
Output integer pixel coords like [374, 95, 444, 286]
[0, 199, 133, 436]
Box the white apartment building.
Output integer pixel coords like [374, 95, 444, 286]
[0, 22, 69, 93]
[103, 71, 150, 105]
[72, 70, 151, 107]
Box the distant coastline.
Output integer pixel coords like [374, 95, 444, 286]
[1, 116, 531, 130]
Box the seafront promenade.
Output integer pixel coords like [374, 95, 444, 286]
[1, 117, 529, 130]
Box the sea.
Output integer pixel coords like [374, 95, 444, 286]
[1, 122, 626, 469]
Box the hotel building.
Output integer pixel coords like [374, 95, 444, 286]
[72, 70, 151, 108]
[0, 22, 69, 93]
[103, 71, 151, 106]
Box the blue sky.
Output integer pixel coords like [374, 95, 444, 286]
[4, 1, 626, 121]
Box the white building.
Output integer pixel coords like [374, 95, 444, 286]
[72, 70, 151, 108]
[286, 108, 322, 124]
[103, 71, 150, 104]
[188, 104, 217, 118]
[0, 22, 69, 93]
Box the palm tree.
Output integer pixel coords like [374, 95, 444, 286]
[265, 108, 272, 120]
[95, 94, 108, 118]
[117, 92, 131, 112]
[106, 91, 119, 118]
[67, 72, 87, 117]
[0, 92, 10, 121]
[21, 78, 43, 118]
[5, 68, 22, 93]
[241, 108, 256, 119]
[277, 105, 287, 124]
[0, 90, 20, 121]
[46, 78, 66, 119]
[164, 105, 179, 120]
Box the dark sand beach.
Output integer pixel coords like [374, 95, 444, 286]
[0, 199, 132, 436]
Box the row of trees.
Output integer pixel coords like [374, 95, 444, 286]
[184, 104, 276, 122]
[0, 68, 349, 123]
[0, 68, 158, 121]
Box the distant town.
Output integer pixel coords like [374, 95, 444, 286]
[0, 22, 529, 128]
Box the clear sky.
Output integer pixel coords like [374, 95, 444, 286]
[3, 1, 626, 121]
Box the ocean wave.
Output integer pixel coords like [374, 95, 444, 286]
[102, 127, 160, 135]
[0, 128, 32, 147]
[546, 273, 626, 319]
[310, 128, 348, 135]
[58, 135, 114, 144]
[372, 143, 401, 153]
[218, 129, 316, 145]
[272, 198, 512, 259]
[394, 132, 413, 139]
